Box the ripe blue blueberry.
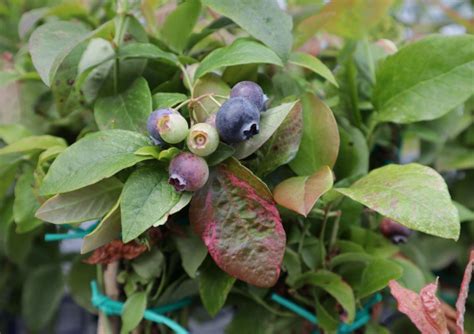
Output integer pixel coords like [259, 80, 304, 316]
[216, 97, 260, 143]
[230, 81, 265, 111]
[147, 108, 173, 145]
[168, 152, 209, 192]
[186, 123, 219, 157]
[380, 218, 411, 244]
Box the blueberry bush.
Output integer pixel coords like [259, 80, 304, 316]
[0, 0, 473, 333]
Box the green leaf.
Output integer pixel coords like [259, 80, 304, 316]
[38, 146, 65, 166]
[301, 237, 325, 271]
[283, 247, 302, 285]
[373, 35, 474, 124]
[81, 201, 121, 254]
[18, 8, 48, 39]
[289, 52, 338, 87]
[78, 38, 114, 74]
[161, 0, 201, 53]
[95, 77, 152, 133]
[392, 257, 426, 292]
[118, 43, 179, 65]
[0, 156, 21, 200]
[315, 298, 339, 332]
[194, 39, 283, 80]
[134, 146, 162, 160]
[156, 147, 180, 162]
[121, 166, 180, 242]
[190, 158, 285, 288]
[175, 226, 208, 278]
[14, 168, 43, 233]
[329, 252, 372, 268]
[132, 248, 165, 280]
[333, 124, 369, 180]
[121, 291, 147, 334]
[234, 101, 299, 159]
[290, 94, 340, 175]
[435, 146, 474, 172]
[0, 71, 21, 88]
[0, 124, 33, 144]
[40, 130, 151, 195]
[67, 257, 97, 313]
[295, 0, 393, 46]
[201, 0, 292, 60]
[36, 178, 122, 224]
[0, 135, 66, 156]
[225, 297, 270, 334]
[274, 165, 333, 217]
[199, 259, 236, 317]
[454, 201, 474, 223]
[22, 265, 65, 331]
[348, 226, 398, 258]
[206, 142, 235, 166]
[152, 92, 188, 109]
[51, 42, 89, 115]
[0, 198, 35, 265]
[294, 270, 355, 322]
[29, 21, 89, 86]
[246, 101, 303, 176]
[336, 164, 460, 240]
[356, 258, 402, 298]
[78, 43, 114, 103]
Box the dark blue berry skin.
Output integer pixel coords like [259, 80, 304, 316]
[216, 97, 260, 143]
[147, 108, 173, 145]
[380, 218, 412, 244]
[168, 152, 209, 192]
[230, 81, 265, 111]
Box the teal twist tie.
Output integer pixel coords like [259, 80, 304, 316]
[271, 292, 382, 334]
[44, 221, 99, 242]
[90, 281, 189, 334]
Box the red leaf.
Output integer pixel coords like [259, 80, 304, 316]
[456, 250, 474, 334]
[189, 158, 285, 288]
[389, 279, 448, 334]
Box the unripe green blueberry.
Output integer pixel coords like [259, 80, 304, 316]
[158, 112, 189, 144]
[168, 152, 209, 192]
[147, 108, 173, 145]
[186, 123, 219, 157]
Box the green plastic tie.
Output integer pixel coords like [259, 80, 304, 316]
[270, 293, 318, 324]
[271, 292, 382, 333]
[90, 281, 189, 334]
[44, 221, 98, 242]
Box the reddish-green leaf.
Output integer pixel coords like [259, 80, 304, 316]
[456, 250, 474, 333]
[389, 279, 448, 334]
[189, 158, 285, 288]
[248, 101, 303, 177]
[273, 165, 333, 217]
[295, 0, 393, 46]
[290, 94, 339, 176]
[234, 100, 299, 160]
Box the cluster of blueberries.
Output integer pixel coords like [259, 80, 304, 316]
[146, 81, 267, 192]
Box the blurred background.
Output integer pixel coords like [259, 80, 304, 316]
[0, 0, 472, 333]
